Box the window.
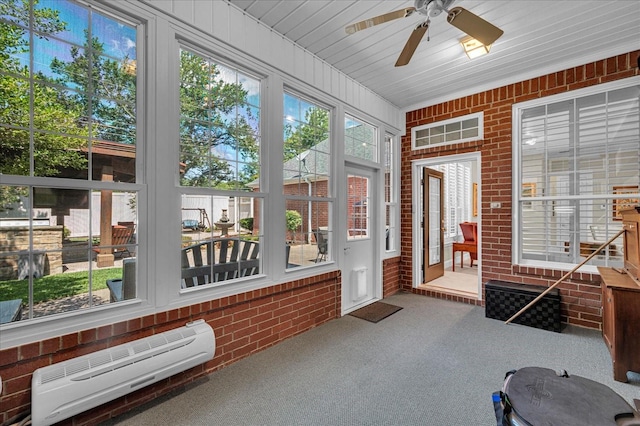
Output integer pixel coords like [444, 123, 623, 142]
[347, 174, 369, 239]
[283, 92, 332, 267]
[178, 47, 263, 287]
[412, 112, 482, 149]
[0, 1, 140, 320]
[515, 79, 640, 270]
[384, 134, 397, 251]
[345, 115, 377, 162]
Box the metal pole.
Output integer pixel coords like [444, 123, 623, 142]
[505, 228, 625, 325]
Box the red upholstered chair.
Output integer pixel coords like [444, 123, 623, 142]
[452, 222, 478, 271]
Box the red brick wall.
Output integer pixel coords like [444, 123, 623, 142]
[283, 180, 329, 243]
[401, 50, 640, 329]
[346, 175, 368, 232]
[0, 271, 341, 425]
[382, 256, 401, 298]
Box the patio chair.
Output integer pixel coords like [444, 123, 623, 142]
[313, 229, 328, 262]
[94, 225, 134, 258]
[181, 238, 260, 288]
[106, 257, 137, 302]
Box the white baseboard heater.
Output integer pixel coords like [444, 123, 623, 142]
[31, 319, 215, 426]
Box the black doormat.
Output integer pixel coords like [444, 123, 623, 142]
[349, 301, 402, 323]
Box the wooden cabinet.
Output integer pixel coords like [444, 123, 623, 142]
[598, 267, 640, 382]
[622, 208, 640, 281]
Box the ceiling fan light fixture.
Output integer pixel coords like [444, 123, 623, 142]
[460, 35, 491, 59]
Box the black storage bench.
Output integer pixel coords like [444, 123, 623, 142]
[485, 280, 561, 332]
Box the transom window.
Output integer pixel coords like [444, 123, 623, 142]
[345, 115, 377, 162]
[515, 79, 640, 270]
[412, 112, 482, 149]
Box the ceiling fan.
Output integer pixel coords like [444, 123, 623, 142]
[345, 0, 503, 67]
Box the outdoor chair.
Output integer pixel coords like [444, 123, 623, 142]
[106, 257, 136, 302]
[93, 225, 134, 258]
[313, 229, 328, 262]
[181, 238, 260, 288]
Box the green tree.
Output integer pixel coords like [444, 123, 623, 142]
[283, 107, 329, 161]
[285, 209, 302, 232]
[179, 50, 259, 188]
[48, 31, 137, 144]
[1, 0, 258, 190]
[0, 0, 88, 178]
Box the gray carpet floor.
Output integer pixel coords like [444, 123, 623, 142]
[104, 292, 639, 425]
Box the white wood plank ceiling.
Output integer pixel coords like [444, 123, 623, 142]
[226, 0, 640, 110]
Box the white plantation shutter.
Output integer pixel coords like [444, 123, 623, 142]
[434, 163, 472, 239]
[516, 81, 640, 269]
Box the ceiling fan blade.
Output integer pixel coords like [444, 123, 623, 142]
[345, 7, 416, 34]
[446, 6, 503, 46]
[395, 21, 429, 67]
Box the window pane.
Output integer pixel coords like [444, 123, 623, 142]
[33, 131, 88, 179]
[283, 93, 330, 194]
[347, 174, 369, 239]
[36, 0, 89, 46]
[180, 195, 262, 287]
[179, 49, 261, 191]
[0, 185, 137, 319]
[384, 135, 396, 251]
[285, 200, 330, 268]
[0, 128, 30, 176]
[345, 115, 377, 162]
[0, 0, 138, 182]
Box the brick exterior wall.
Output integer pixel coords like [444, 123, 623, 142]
[0, 271, 341, 425]
[283, 180, 329, 244]
[382, 256, 401, 298]
[401, 50, 640, 329]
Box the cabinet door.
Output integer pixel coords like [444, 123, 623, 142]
[623, 220, 639, 279]
[601, 285, 614, 352]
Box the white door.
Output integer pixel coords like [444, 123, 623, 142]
[343, 165, 378, 313]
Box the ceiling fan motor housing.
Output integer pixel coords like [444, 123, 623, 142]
[345, 0, 502, 67]
[416, 0, 457, 18]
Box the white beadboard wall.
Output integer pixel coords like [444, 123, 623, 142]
[138, 0, 403, 131]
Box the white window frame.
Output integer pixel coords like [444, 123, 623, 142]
[282, 90, 334, 267]
[0, 0, 146, 315]
[412, 112, 483, 150]
[384, 133, 398, 253]
[512, 76, 640, 272]
[177, 44, 266, 290]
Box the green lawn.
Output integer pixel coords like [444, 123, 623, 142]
[0, 268, 123, 303]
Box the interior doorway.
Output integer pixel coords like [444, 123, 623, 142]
[412, 152, 481, 299]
